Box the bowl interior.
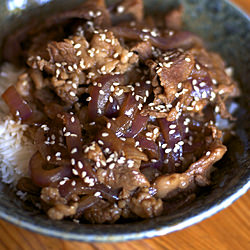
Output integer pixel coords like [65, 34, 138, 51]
[0, 0, 249, 242]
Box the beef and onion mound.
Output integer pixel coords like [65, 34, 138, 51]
[1, 0, 240, 223]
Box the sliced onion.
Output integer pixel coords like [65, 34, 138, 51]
[2, 85, 33, 121]
[44, 103, 65, 119]
[88, 74, 123, 121]
[29, 151, 72, 187]
[75, 196, 100, 217]
[189, 63, 213, 100]
[34, 126, 70, 166]
[111, 27, 202, 50]
[104, 96, 119, 118]
[158, 117, 184, 173]
[59, 178, 119, 202]
[97, 128, 148, 161]
[125, 111, 148, 138]
[135, 134, 159, 159]
[62, 112, 82, 156]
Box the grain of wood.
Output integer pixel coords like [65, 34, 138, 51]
[0, 0, 249, 249]
[0, 192, 249, 250]
[231, 0, 250, 13]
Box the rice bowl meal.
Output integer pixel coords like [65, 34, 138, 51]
[0, 0, 240, 224]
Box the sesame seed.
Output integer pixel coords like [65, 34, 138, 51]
[109, 96, 113, 103]
[178, 82, 182, 89]
[169, 124, 176, 129]
[206, 151, 211, 156]
[215, 106, 220, 113]
[74, 43, 81, 49]
[102, 132, 109, 137]
[71, 148, 78, 154]
[94, 191, 101, 197]
[72, 83, 78, 89]
[76, 50, 82, 56]
[113, 52, 119, 59]
[99, 90, 105, 95]
[77, 161, 83, 169]
[156, 68, 162, 73]
[71, 180, 76, 186]
[117, 5, 125, 13]
[106, 122, 111, 129]
[210, 91, 216, 100]
[194, 86, 199, 92]
[80, 59, 85, 69]
[195, 64, 201, 70]
[69, 91, 76, 97]
[162, 143, 167, 149]
[68, 65, 73, 71]
[86, 96, 92, 102]
[192, 79, 198, 85]
[128, 52, 134, 57]
[84, 147, 90, 153]
[212, 79, 218, 85]
[96, 161, 101, 168]
[146, 132, 153, 137]
[72, 169, 78, 175]
[81, 171, 87, 178]
[98, 140, 104, 145]
[71, 158, 76, 165]
[199, 82, 206, 87]
[101, 160, 106, 166]
[88, 10, 94, 17]
[169, 130, 175, 135]
[153, 128, 159, 134]
[59, 179, 67, 185]
[46, 155, 51, 161]
[185, 57, 191, 62]
[165, 148, 172, 154]
[202, 91, 207, 98]
[109, 163, 115, 169]
[55, 152, 61, 157]
[70, 117, 75, 123]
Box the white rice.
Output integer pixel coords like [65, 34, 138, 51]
[0, 63, 34, 185]
[0, 115, 35, 185]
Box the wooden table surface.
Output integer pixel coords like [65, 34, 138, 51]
[0, 1, 249, 249]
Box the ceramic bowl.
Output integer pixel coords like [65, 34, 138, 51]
[0, 0, 249, 242]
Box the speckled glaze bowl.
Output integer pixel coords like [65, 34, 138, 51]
[0, 0, 249, 242]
